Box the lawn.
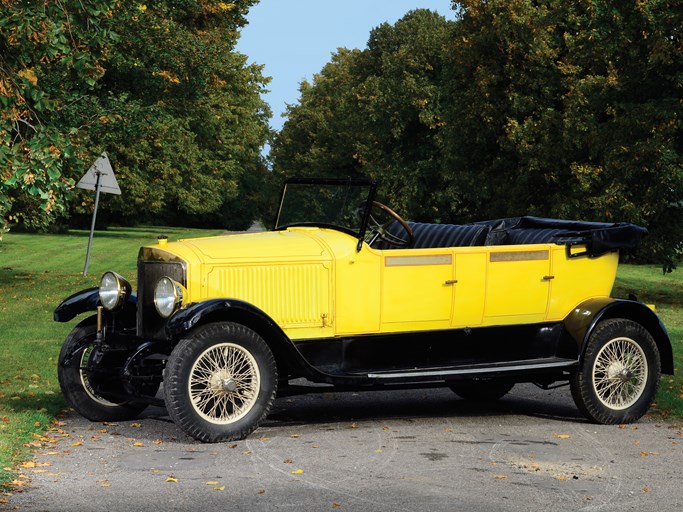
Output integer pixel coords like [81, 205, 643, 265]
[0, 229, 681, 489]
[0, 226, 224, 488]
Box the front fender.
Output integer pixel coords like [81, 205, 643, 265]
[54, 288, 100, 322]
[564, 298, 673, 374]
[166, 299, 339, 384]
[54, 287, 137, 325]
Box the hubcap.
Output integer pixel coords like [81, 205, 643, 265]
[188, 343, 260, 425]
[592, 336, 647, 410]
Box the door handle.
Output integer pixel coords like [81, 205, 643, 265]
[542, 275, 555, 281]
[444, 279, 458, 285]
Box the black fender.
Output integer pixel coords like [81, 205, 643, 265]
[564, 298, 674, 374]
[54, 287, 138, 326]
[54, 288, 100, 322]
[166, 299, 342, 384]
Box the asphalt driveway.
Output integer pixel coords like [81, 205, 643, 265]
[4, 384, 682, 512]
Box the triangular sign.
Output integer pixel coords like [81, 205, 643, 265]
[76, 152, 121, 195]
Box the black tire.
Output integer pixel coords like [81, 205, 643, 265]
[164, 322, 278, 443]
[570, 318, 660, 424]
[58, 317, 148, 421]
[449, 380, 514, 401]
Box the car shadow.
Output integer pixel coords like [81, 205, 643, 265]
[263, 385, 585, 428]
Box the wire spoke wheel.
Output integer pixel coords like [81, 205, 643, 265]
[189, 343, 261, 424]
[592, 336, 647, 410]
[58, 317, 148, 421]
[165, 322, 277, 443]
[571, 318, 660, 425]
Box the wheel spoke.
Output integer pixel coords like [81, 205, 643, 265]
[592, 336, 648, 410]
[188, 342, 261, 424]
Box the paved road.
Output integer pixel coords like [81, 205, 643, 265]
[5, 384, 682, 512]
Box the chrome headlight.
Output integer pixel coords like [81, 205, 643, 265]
[154, 276, 186, 318]
[99, 272, 131, 311]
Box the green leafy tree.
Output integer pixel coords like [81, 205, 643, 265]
[272, 9, 454, 218]
[73, 0, 271, 227]
[444, 0, 682, 269]
[0, 0, 118, 229]
[1, 0, 271, 232]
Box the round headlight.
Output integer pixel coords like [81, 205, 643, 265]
[154, 276, 186, 318]
[99, 272, 131, 311]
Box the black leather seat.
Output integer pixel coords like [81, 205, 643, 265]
[372, 222, 490, 249]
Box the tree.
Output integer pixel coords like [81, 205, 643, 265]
[1, 0, 271, 231]
[272, 9, 454, 218]
[0, 0, 118, 229]
[444, 0, 682, 269]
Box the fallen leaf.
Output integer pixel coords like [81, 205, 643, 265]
[494, 475, 508, 479]
[71, 442, 83, 447]
[130, 423, 142, 428]
[290, 434, 300, 438]
[642, 486, 651, 493]
[258, 437, 271, 441]
[132, 442, 144, 447]
[228, 444, 238, 449]
[206, 481, 219, 485]
[332, 502, 342, 509]
[166, 476, 178, 483]
[291, 469, 305, 475]
[243, 451, 252, 455]
[283, 458, 294, 464]
[257, 490, 266, 495]
[311, 444, 320, 449]
[553, 434, 571, 439]
[19, 461, 36, 469]
[374, 449, 384, 453]
[214, 486, 225, 491]
[350, 422, 357, 429]
[152, 439, 163, 445]
[556, 475, 567, 481]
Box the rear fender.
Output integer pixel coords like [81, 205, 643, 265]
[564, 298, 673, 374]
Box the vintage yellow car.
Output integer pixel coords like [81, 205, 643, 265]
[55, 177, 673, 442]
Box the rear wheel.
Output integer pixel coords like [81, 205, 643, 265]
[570, 318, 660, 424]
[449, 380, 514, 401]
[164, 322, 277, 443]
[58, 317, 148, 421]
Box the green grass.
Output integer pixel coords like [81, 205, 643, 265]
[0, 226, 223, 488]
[612, 265, 683, 422]
[0, 230, 681, 489]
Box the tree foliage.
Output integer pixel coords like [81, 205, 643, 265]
[271, 9, 453, 219]
[0, 0, 118, 228]
[1, 0, 270, 231]
[273, 2, 682, 270]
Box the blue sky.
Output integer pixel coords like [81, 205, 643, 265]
[236, 0, 456, 133]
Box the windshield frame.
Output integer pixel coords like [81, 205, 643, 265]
[274, 177, 378, 250]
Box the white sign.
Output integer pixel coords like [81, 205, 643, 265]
[76, 152, 121, 195]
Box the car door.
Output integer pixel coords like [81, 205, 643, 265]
[380, 249, 455, 329]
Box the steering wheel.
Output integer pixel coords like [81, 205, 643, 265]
[365, 201, 414, 248]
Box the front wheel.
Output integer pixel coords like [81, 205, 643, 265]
[570, 318, 660, 424]
[164, 322, 278, 443]
[58, 317, 148, 421]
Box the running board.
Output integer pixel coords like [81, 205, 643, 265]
[364, 358, 577, 380]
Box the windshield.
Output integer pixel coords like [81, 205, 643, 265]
[275, 177, 377, 238]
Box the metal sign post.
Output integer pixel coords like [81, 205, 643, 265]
[82, 170, 103, 277]
[77, 152, 121, 277]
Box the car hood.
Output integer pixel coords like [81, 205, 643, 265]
[142, 227, 359, 266]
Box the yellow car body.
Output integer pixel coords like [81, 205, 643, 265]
[55, 177, 673, 443]
[149, 227, 618, 340]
